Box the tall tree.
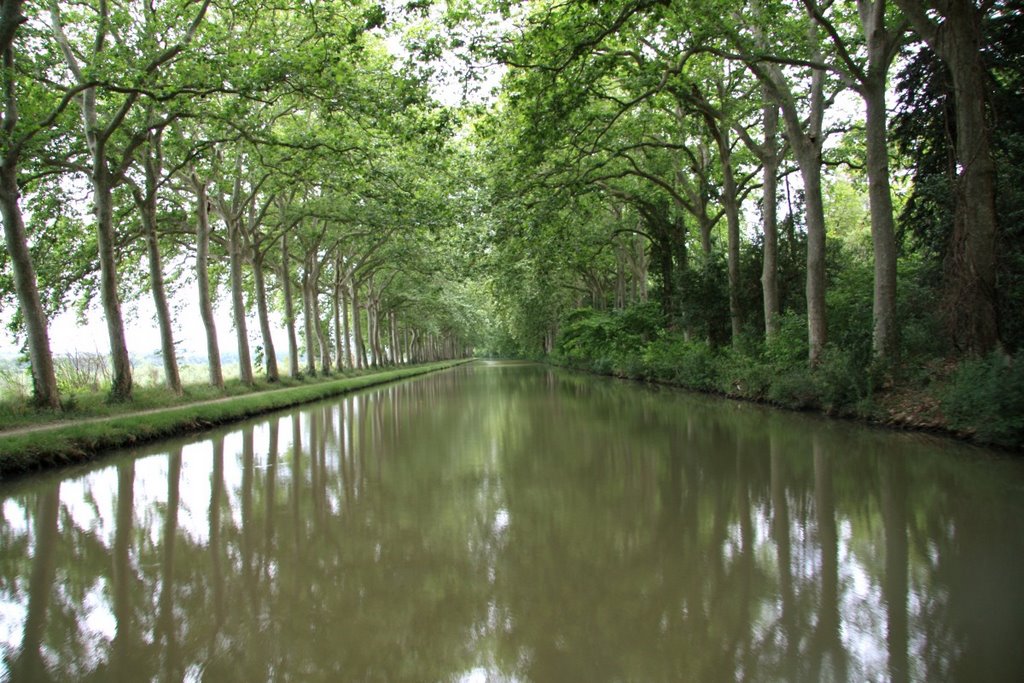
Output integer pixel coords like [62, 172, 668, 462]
[128, 126, 182, 394]
[188, 169, 224, 389]
[892, 0, 1001, 353]
[49, 0, 212, 399]
[803, 0, 907, 359]
[725, 5, 837, 364]
[0, 0, 60, 407]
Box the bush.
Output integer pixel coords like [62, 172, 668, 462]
[765, 312, 808, 371]
[53, 352, 110, 394]
[555, 308, 615, 367]
[555, 303, 664, 374]
[641, 336, 718, 390]
[943, 353, 1024, 448]
[0, 362, 29, 401]
[814, 344, 870, 413]
[716, 346, 772, 399]
[767, 366, 820, 409]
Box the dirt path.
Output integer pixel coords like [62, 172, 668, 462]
[0, 391, 268, 438]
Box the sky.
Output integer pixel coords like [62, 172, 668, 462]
[0, 274, 290, 366]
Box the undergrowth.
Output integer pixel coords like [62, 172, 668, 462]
[552, 306, 1021, 449]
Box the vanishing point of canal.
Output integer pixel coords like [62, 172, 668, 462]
[2, 361, 1023, 682]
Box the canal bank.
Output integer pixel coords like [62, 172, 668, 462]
[546, 355, 1023, 453]
[0, 360, 470, 477]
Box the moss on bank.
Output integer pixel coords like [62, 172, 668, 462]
[0, 361, 470, 478]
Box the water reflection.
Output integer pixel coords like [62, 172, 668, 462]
[2, 363, 1024, 681]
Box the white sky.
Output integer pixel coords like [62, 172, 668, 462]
[0, 275, 289, 364]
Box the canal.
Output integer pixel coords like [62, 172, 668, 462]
[2, 361, 1023, 682]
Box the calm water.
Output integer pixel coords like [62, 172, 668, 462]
[2, 361, 1024, 682]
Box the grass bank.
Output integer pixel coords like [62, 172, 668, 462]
[0, 360, 470, 478]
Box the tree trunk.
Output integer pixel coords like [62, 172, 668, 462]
[796, 145, 828, 366]
[139, 187, 182, 395]
[314, 286, 331, 373]
[367, 299, 377, 366]
[93, 163, 134, 399]
[229, 217, 253, 385]
[0, 15, 59, 409]
[333, 266, 344, 373]
[615, 240, 627, 309]
[193, 177, 224, 389]
[281, 235, 300, 378]
[0, 167, 59, 408]
[55, 23, 132, 398]
[763, 38, 828, 365]
[252, 253, 279, 382]
[943, 2, 999, 354]
[341, 280, 352, 370]
[628, 232, 648, 304]
[389, 312, 399, 364]
[761, 98, 781, 340]
[368, 297, 382, 366]
[713, 119, 743, 345]
[136, 136, 181, 394]
[301, 268, 317, 376]
[894, 0, 999, 354]
[839, 0, 902, 361]
[352, 283, 367, 369]
[863, 81, 899, 361]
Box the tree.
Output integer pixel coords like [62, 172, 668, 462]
[0, 0, 60, 407]
[48, 0, 212, 400]
[128, 125, 182, 394]
[892, 0, 1002, 354]
[802, 0, 907, 360]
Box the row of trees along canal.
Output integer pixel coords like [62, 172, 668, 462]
[3, 0, 1023, 417]
[472, 0, 1022, 396]
[0, 1, 486, 408]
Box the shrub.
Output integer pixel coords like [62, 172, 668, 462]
[767, 366, 820, 409]
[943, 353, 1024, 448]
[716, 346, 771, 399]
[555, 308, 614, 367]
[0, 363, 29, 401]
[53, 352, 109, 394]
[814, 344, 869, 413]
[641, 336, 718, 390]
[765, 312, 808, 371]
[555, 304, 663, 374]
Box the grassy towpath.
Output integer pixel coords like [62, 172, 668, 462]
[0, 360, 470, 478]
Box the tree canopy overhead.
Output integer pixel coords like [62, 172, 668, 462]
[0, 0, 1020, 425]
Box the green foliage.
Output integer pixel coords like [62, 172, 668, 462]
[641, 337, 718, 389]
[943, 353, 1024, 448]
[825, 250, 873, 364]
[715, 345, 772, 399]
[813, 344, 871, 413]
[765, 365, 819, 409]
[678, 256, 730, 345]
[896, 255, 947, 359]
[765, 312, 809, 369]
[554, 303, 875, 415]
[555, 303, 664, 373]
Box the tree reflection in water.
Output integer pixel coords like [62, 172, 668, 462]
[2, 363, 1024, 681]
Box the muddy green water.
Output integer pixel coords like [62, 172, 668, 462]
[2, 361, 1024, 682]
